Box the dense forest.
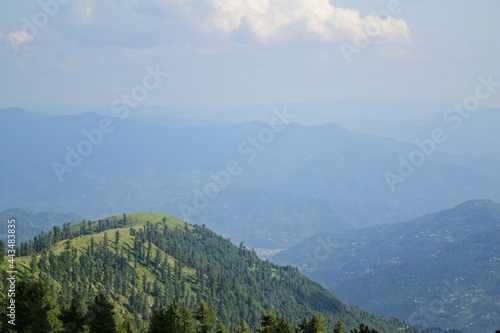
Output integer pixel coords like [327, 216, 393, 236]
[0, 212, 466, 332]
[0, 280, 385, 333]
[273, 199, 500, 333]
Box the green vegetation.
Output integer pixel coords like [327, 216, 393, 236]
[273, 199, 500, 333]
[1, 212, 454, 332]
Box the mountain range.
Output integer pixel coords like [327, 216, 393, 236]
[272, 199, 500, 333]
[2, 107, 500, 248]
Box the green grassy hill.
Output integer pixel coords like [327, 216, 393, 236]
[2, 212, 450, 332]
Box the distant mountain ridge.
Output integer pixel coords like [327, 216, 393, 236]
[0, 208, 80, 243]
[2, 107, 500, 248]
[271, 199, 500, 333]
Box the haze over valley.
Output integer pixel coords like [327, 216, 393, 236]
[1, 1, 499, 332]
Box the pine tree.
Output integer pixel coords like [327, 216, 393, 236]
[103, 233, 109, 250]
[180, 303, 196, 333]
[298, 318, 309, 333]
[257, 311, 278, 333]
[333, 320, 344, 333]
[115, 231, 120, 254]
[29, 255, 38, 277]
[196, 301, 215, 333]
[276, 317, 293, 333]
[149, 302, 184, 333]
[0, 240, 5, 260]
[59, 298, 86, 333]
[308, 314, 326, 333]
[122, 316, 136, 333]
[87, 293, 117, 333]
[12, 280, 62, 333]
[232, 319, 251, 333]
[149, 308, 169, 333]
[216, 322, 229, 333]
[166, 302, 183, 333]
[350, 324, 378, 333]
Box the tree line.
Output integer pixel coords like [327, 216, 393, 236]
[0, 279, 378, 333]
[0, 214, 468, 333]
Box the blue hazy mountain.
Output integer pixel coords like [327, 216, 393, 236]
[2, 107, 500, 248]
[272, 199, 500, 333]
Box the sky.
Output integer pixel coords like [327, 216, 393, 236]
[0, 0, 499, 109]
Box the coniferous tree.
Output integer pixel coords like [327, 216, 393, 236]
[115, 231, 120, 254]
[297, 318, 309, 333]
[350, 324, 378, 333]
[59, 298, 86, 333]
[12, 280, 61, 333]
[103, 233, 109, 250]
[180, 303, 196, 333]
[122, 317, 136, 333]
[0, 281, 6, 333]
[257, 311, 278, 333]
[29, 254, 38, 277]
[149, 302, 184, 333]
[333, 320, 344, 333]
[166, 302, 183, 333]
[0, 240, 5, 260]
[276, 317, 293, 333]
[196, 301, 215, 333]
[87, 293, 117, 333]
[232, 319, 251, 333]
[216, 322, 229, 333]
[149, 308, 169, 333]
[308, 314, 326, 333]
[7, 214, 424, 333]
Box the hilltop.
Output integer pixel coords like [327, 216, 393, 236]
[1, 212, 449, 332]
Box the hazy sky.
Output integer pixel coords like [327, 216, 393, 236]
[0, 0, 499, 109]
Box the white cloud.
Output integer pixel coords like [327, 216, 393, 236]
[41, 0, 410, 49]
[7, 30, 34, 49]
[77, 1, 94, 21]
[79, 0, 410, 47]
[150, 0, 411, 44]
[62, 0, 94, 23]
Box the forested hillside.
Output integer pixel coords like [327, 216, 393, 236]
[273, 200, 500, 333]
[0, 212, 450, 332]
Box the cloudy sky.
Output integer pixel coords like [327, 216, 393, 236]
[0, 0, 499, 109]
